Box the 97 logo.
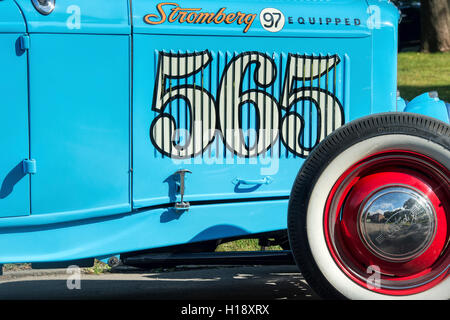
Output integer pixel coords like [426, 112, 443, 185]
[260, 8, 285, 32]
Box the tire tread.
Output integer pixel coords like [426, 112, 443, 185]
[288, 113, 450, 299]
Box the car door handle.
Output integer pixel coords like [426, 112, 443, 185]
[232, 176, 274, 186]
[173, 169, 192, 211]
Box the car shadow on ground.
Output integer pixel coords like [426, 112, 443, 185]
[0, 265, 319, 300]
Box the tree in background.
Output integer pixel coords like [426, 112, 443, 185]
[420, 0, 450, 52]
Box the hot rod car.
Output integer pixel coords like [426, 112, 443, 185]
[0, 0, 448, 299]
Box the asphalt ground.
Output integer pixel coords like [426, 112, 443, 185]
[0, 265, 319, 300]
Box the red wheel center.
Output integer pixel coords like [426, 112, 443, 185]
[324, 151, 449, 295]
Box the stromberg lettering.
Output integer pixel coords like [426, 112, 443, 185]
[144, 2, 257, 33]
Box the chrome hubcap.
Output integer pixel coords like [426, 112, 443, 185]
[358, 186, 436, 262]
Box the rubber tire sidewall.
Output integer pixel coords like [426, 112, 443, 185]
[288, 114, 450, 300]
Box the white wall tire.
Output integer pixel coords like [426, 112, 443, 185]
[288, 113, 450, 299]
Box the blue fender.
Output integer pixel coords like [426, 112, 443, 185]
[446, 102, 450, 122]
[396, 91, 407, 111]
[402, 92, 450, 124]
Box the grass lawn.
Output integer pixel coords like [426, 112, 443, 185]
[397, 52, 450, 102]
[216, 238, 282, 252]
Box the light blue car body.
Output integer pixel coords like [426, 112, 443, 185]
[0, 0, 447, 266]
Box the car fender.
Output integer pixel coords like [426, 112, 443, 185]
[402, 92, 450, 124]
[0, 0, 27, 33]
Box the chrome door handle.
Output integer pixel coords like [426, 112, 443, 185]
[174, 169, 191, 211]
[232, 176, 274, 186]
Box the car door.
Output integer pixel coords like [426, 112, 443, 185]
[0, 1, 30, 218]
[131, 1, 353, 209]
[15, 0, 132, 217]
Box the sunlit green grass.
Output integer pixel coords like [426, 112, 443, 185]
[398, 52, 450, 102]
[216, 239, 282, 252]
[83, 260, 111, 274]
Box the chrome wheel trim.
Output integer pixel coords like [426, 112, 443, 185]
[358, 185, 437, 263]
[306, 134, 449, 299]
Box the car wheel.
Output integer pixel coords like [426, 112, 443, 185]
[288, 113, 449, 299]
